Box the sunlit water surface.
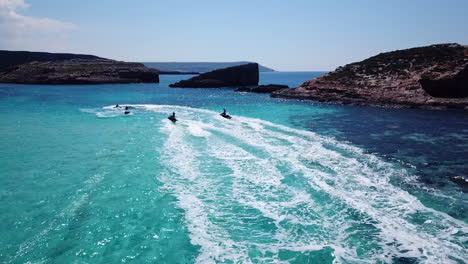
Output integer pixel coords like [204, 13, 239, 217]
[0, 72, 467, 263]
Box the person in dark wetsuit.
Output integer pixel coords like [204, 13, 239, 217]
[124, 106, 130, 115]
[168, 112, 177, 122]
[220, 108, 231, 119]
[115, 104, 120, 108]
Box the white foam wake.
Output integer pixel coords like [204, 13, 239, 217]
[110, 104, 467, 263]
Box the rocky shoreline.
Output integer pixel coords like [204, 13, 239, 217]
[272, 44, 468, 110]
[236, 84, 289, 93]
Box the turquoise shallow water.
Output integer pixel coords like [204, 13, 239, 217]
[0, 72, 467, 263]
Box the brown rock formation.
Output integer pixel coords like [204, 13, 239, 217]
[0, 59, 159, 84]
[272, 44, 468, 109]
[169, 63, 259, 88]
[0, 50, 103, 70]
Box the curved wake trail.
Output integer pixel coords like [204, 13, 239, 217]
[105, 105, 467, 263]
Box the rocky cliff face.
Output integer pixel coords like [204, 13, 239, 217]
[169, 63, 259, 88]
[0, 59, 159, 84]
[272, 44, 468, 109]
[0, 50, 103, 70]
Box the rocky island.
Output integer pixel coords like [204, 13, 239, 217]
[0, 50, 104, 70]
[169, 63, 259, 88]
[0, 59, 159, 84]
[272, 44, 468, 109]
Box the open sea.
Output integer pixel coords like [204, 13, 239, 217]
[0, 72, 467, 263]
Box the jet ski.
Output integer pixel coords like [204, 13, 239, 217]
[220, 113, 232, 119]
[168, 112, 177, 123]
[220, 108, 232, 119]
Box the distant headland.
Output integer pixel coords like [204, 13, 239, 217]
[0, 59, 160, 85]
[0, 50, 104, 70]
[0, 50, 160, 84]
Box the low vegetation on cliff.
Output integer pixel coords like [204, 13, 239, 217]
[273, 44, 468, 109]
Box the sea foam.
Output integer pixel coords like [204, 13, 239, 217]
[102, 104, 467, 263]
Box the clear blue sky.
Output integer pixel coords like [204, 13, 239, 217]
[1, 0, 467, 71]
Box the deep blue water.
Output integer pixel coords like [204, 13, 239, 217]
[0, 72, 467, 263]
